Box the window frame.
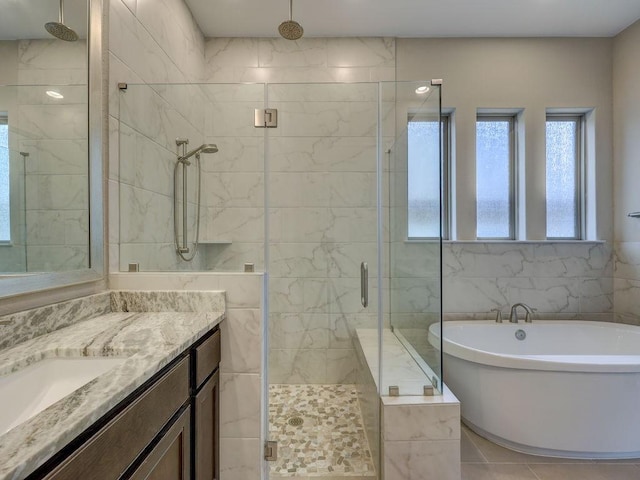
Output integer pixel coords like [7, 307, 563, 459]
[475, 114, 517, 240]
[406, 112, 450, 241]
[545, 114, 584, 240]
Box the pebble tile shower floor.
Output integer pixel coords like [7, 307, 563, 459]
[269, 384, 375, 478]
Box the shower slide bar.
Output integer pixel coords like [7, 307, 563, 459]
[173, 138, 218, 262]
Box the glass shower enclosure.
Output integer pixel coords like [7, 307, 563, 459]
[118, 80, 443, 480]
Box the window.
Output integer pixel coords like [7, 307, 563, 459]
[546, 115, 583, 239]
[476, 115, 516, 239]
[407, 114, 449, 239]
[0, 115, 9, 243]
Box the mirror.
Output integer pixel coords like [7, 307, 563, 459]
[0, 0, 104, 298]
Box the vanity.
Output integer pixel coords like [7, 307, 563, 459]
[0, 290, 225, 480]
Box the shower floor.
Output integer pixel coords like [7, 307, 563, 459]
[268, 384, 375, 478]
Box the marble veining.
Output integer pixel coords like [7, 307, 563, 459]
[110, 289, 226, 313]
[0, 292, 111, 351]
[0, 292, 224, 480]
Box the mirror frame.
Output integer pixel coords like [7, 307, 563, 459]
[0, 0, 105, 301]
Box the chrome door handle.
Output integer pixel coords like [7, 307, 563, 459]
[361, 262, 368, 308]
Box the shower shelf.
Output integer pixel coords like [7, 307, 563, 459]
[200, 240, 232, 245]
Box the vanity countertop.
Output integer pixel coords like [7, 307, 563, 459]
[0, 309, 224, 480]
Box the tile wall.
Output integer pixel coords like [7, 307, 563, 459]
[0, 39, 88, 272]
[202, 38, 396, 384]
[108, 0, 206, 272]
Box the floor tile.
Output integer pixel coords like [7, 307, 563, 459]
[461, 463, 538, 480]
[463, 425, 590, 464]
[528, 463, 640, 480]
[461, 429, 487, 463]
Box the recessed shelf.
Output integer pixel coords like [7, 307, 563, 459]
[200, 240, 232, 245]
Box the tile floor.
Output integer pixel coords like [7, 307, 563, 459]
[269, 384, 375, 478]
[462, 423, 640, 480]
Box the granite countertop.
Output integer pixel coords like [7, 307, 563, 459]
[0, 308, 224, 480]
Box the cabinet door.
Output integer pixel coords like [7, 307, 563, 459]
[43, 359, 189, 480]
[129, 406, 191, 480]
[195, 371, 219, 480]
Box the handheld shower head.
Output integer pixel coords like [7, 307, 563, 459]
[200, 144, 219, 154]
[45, 0, 78, 42]
[279, 0, 303, 40]
[178, 144, 219, 163]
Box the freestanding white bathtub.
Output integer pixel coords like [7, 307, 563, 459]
[428, 320, 640, 459]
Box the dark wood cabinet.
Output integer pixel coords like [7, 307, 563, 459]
[195, 371, 219, 480]
[43, 358, 190, 480]
[33, 325, 221, 480]
[129, 407, 191, 480]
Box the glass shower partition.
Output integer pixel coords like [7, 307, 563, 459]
[381, 81, 443, 396]
[265, 82, 382, 479]
[118, 83, 265, 272]
[118, 80, 443, 480]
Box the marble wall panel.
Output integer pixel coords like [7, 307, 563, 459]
[25, 175, 88, 211]
[109, 0, 207, 273]
[21, 139, 87, 175]
[204, 243, 264, 273]
[26, 246, 89, 272]
[268, 136, 378, 173]
[109, 0, 187, 85]
[135, 0, 205, 82]
[204, 37, 396, 84]
[440, 243, 614, 319]
[615, 241, 640, 281]
[119, 84, 203, 152]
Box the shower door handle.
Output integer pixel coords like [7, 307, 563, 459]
[361, 262, 368, 308]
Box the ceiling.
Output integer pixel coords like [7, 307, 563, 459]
[0, 0, 87, 41]
[0, 0, 638, 42]
[185, 0, 640, 38]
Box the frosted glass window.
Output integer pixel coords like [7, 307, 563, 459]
[0, 119, 9, 243]
[546, 117, 581, 239]
[476, 117, 514, 239]
[408, 117, 446, 238]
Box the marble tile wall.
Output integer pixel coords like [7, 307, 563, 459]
[0, 40, 89, 272]
[613, 242, 640, 324]
[441, 242, 614, 320]
[199, 83, 265, 272]
[202, 38, 396, 385]
[108, 0, 206, 273]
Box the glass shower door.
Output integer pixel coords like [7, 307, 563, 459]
[382, 80, 443, 395]
[265, 82, 381, 479]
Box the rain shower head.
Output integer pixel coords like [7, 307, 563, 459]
[279, 0, 303, 40]
[45, 0, 78, 41]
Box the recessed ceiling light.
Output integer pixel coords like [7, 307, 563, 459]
[415, 85, 430, 94]
[46, 90, 64, 99]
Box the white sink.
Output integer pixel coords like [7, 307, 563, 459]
[0, 357, 126, 435]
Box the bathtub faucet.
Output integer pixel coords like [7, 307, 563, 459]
[509, 303, 534, 323]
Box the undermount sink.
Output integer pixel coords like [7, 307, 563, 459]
[0, 357, 127, 435]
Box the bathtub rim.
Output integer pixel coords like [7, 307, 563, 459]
[429, 320, 640, 373]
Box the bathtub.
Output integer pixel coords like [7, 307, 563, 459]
[428, 320, 640, 459]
